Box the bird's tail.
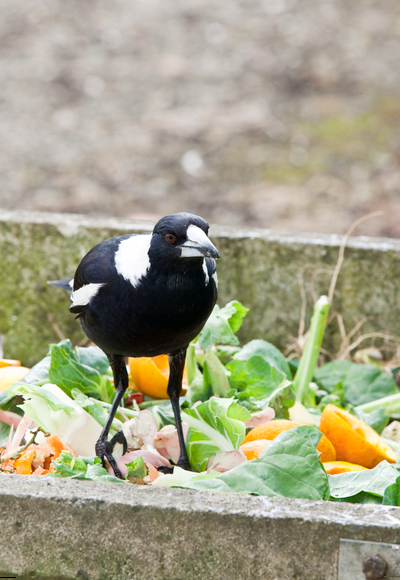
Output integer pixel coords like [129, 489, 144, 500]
[47, 277, 74, 291]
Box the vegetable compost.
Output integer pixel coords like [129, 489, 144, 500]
[2, 298, 400, 506]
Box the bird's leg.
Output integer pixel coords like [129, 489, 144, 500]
[95, 354, 128, 479]
[167, 348, 191, 471]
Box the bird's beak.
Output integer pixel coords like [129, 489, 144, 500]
[180, 225, 220, 259]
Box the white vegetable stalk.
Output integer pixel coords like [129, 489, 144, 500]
[18, 383, 102, 456]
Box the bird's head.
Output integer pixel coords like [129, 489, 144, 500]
[150, 213, 220, 264]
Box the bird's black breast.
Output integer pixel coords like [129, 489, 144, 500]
[80, 258, 217, 357]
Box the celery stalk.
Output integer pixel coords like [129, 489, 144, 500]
[356, 393, 400, 416]
[185, 344, 198, 385]
[293, 295, 330, 404]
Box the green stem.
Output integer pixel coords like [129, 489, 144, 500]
[293, 295, 330, 404]
[139, 399, 170, 409]
[185, 344, 198, 385]
[356, 393, 400, 416]
[0, 426, 49, 464]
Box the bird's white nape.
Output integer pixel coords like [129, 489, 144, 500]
[71, 283, 104, 307]
[212, 271, 218, 288]
[114, 234, 151, 287]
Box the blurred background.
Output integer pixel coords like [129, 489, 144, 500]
[0, 0, 400, 237]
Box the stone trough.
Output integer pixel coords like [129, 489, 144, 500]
[1, 209, 400, 579]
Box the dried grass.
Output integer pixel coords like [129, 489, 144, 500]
[285, 211, 400, 370]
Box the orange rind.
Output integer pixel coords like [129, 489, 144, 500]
[319, 404, 396, 468]
[0, 359, 21, 368]
[129, 355, 187, 399]
[243, 418, 336, 462]
[14, 449, 36, 475]
[0, 365, 30, 392]
[323, 461, 368, 475]
[240, 439, 270, 460]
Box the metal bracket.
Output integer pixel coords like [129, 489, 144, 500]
[339, 539, 400, 579]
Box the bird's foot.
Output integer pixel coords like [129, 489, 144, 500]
[95, 430, 128, 480]
[156, 465, 174, 474]
[176, 454, 191, 471]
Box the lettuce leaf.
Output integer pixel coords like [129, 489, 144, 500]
[382, 475, 400, 505]
[328, 461, 399, 501]
[153, 466, 220, 488]
[73, 345, 109, 374]
[265, 383, 296, 419]
[23, 356, 51, 386]
[177, 426, 330, 499]
[203, 351, 231, 397]
[233, 339, 292, 380]
[196, 301, 249, 350]
[227, 356, 286, 398]
[10, 382, 102, 457]
[22, 340, 110, 390]
[183, 397, 251, 471]
[125, 456, 148, 479]
[49, 343, 115, 403]
[71, 390, 123, 433]
[226, 356, 293, 416]
[314, 360, 398, 406]
[51, 451, 125, 483]
[0, 422, 11, 446]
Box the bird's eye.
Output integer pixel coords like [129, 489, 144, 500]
[165, 233, 177, 243]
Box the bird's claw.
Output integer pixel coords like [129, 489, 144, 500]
[95, 430, 128, 480]
[156, 465, 174, 474]
[177, 454, 191, 471]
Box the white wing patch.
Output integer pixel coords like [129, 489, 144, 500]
[114, 234, 151, 287]
[71, 283, 104, 307]
[202, 259, 209, 285]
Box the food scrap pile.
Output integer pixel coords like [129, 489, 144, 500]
[2, 300, 400, 506]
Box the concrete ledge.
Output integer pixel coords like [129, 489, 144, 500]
[1, 209, 400, 365]
[1, 475, 400, 580]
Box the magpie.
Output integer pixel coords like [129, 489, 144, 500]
[49, 213, 219, 478]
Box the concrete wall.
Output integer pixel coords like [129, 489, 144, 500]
[1, 209, 400, 366]
[2, 475, 400, 580]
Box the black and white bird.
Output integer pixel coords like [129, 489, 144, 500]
[49, 213, 219, 477]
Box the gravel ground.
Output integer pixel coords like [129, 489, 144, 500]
[0, 0, 400, 236]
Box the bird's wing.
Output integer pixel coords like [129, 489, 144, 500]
[70, 236, 129, 315]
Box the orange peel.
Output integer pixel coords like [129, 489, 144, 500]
[319, 404, 396, 468]
[323, 461, 368, 475]
[14, 449, 36, 475]
[129, 355, 187, 399]
[240, 439, 270, 460]
[0, 359, 21, 368]
[243, 418, 336, 462]
[0, 365, 30, 392]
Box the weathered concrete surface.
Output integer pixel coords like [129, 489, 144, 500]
[1, 475, 400, 580]
[1, 209, 400, 366]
